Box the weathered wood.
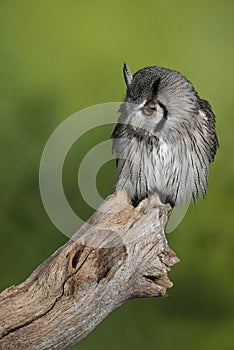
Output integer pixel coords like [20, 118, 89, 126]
[0, 192, 179, 350]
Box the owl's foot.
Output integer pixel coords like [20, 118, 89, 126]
[148, 193, 163, 207]
[143, 193, 171, 214]
[115, 189, 130, 204]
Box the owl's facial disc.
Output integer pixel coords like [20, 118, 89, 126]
[140, 99, 167, 125]
[125, 99, 167, 136]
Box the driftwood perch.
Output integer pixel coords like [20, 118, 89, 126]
[0, 193, 179, 350]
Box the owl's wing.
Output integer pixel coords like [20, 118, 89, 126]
[111, 122, 124, 167]
[112, 121, 135, 167]
[199, 99, 219, 162]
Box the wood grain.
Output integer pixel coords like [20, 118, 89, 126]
[0, 193, 179, 350]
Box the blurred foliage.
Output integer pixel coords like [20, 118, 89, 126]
[0, 0, 233, 349]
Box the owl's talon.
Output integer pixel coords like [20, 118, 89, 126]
[164, 203, 172, 212]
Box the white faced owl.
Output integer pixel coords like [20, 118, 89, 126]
[112, 64, 218, 207]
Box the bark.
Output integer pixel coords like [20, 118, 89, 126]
[0, 192, 179, 350]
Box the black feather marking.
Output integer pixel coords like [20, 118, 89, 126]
[151, 77, 161, 97]
[158, 100, 168, 119]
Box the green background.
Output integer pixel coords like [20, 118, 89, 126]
[0, 1, 233, 349]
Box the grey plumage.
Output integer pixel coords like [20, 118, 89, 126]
[112, 64, 218, 207]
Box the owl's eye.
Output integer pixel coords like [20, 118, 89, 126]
[142, 106, 155, 116]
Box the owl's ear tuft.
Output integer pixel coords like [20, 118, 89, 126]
[151, 77, 161, 97]
[123, 62, 132, 87]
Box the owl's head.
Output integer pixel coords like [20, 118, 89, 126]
[121, 63, 200, 137]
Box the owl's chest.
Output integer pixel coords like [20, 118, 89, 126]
[126, 139, 176, 189]
[127, 138, 172, 169]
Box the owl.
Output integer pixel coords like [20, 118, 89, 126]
[112, 64, 218, 207]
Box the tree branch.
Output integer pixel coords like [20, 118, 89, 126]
[0, 193, 179, 350]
